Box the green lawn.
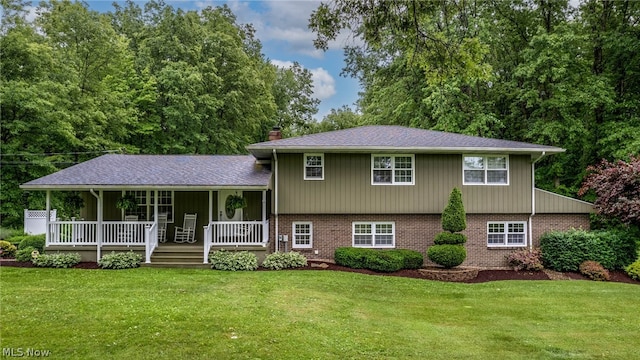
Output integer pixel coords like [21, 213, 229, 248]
[1, 267, 638, 359]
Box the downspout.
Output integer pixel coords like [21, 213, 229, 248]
[90, 189, 102, 261]
[273, 149, 279, 253]
[529, 152, 546, 250]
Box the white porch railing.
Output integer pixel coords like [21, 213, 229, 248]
[203, 220, 270, 263]
[47, 221, 153, 247]
[145, 222, 158, 264]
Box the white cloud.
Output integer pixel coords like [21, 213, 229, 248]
[310, 67, 336, 100]
[270, 59, 336, 100]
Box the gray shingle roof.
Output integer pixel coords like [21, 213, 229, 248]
[21, 154, 271, 190]
[247, 125, 564, 159]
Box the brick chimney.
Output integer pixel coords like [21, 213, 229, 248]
[268, 126, 282, 141]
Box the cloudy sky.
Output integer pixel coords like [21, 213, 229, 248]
[88, 0, 361, 120]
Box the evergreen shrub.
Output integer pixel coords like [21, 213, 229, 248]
[334, 248, 424, 271]
[434, 232, 467, 245]
[15, 246, 36, 262]
[426, 245, 466, 269]
[441, 188, 466, 232]
[18, 235, 46, 253]
[540, 229, 637, 272]
[625, 260, 640, 281]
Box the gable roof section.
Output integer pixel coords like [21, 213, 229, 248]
[247, 125, 564, 159]
[21, 154, 272, 190]
[535, 189, 594, 214]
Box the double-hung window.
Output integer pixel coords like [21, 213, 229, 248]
[372, 155, 414, 185]
[463, 155, 509, 185]
[487, 221, 526, 247]
[292, 222, 313, 248]
[304, 154, 324, 180]
[123, 190, 174, 222]
[353, 222, 395, 248]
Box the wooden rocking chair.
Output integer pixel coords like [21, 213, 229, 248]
[174, 213, 197, 243]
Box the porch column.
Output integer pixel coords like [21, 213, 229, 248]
[262, 190, 267, 243]
[208, 190, 213, 225]
[96, 190, 103, 261]
[45, 190, 51, 246]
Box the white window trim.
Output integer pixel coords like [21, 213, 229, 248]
[371, 154, 415, 185]
[462, 155, 510, 186]
[292, 222, 313, 249]
[304, 153, 324, 181]
[352, 221, 396, 248]
[486, 221, 527, 247]
[123, 190, 174, 223]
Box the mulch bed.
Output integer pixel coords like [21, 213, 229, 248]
[1, 258, 637, 284]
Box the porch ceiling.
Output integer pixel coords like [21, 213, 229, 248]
[21, 154, 272, 191]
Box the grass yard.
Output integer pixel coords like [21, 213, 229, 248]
[1, 267, 638, 359]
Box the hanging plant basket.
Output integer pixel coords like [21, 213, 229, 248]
[226, 194, 247, 210]
[116, 194, 138, 211]
[225, 194, 247, 219]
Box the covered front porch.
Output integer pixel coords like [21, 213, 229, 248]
[20, 154, 274, 266]
[40, 189, 271, 264]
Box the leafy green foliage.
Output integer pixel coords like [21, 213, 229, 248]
[506, 249, 544, 272]
[261, 252, 307, 270]
[0, 240, 17, 258]
[98, 251, 143, 269]
[540, 229, 638, 272]
[15, 246, 36, 262]
[393, 249, 424, 270]
[441, 188, 466, 232]
[209, 250, 258, 271]
[579, 261, 610, 281]
[334, 247, 424, 272]
[32, 252, 81, 268]
[427, 245, 467, 269]
[434, 232, 467, 245]
[18, 234, 45, 253]
[625, 260, 640, 281]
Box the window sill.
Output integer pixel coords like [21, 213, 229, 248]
[487, 245, 527, 250]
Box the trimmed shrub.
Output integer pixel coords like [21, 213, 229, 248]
[262, 252, 308, 270]
[32, 253, 81, 268]
[363, 251, 404, 272]
[626, 260, 640, 281]
[0, 240, 17, 258]
[98, 251, 143, 269]
[209, 250, 258, 271]
[579, 260, 610, 281]
[15, 246, 37, 262]
[335, 247, 372, 269]
[506, 249, 544, 271]
[427, 245, 466, 269]
[441, 188, 466, 232]
[434, 232, 467, 245]
[18, 234, 46, 253]
[334, 248, 424, 271]
[394, 249, 424, 269]
[540, 229, 637, 272]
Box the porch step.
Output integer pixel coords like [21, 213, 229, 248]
[146, 244, 208, 268]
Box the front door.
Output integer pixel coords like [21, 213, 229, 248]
[218, 190, 243, 221]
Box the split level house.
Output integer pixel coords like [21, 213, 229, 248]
[20, 125, 594, 268]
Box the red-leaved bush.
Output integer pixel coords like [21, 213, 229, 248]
[578, 156, 640, 226]
[506, 248, 544, 271]
[579, 260, 610, 281]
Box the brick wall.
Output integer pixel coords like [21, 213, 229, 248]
[268, 213, 590, 268]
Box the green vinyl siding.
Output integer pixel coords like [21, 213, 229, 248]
[276, 153, 532, 214]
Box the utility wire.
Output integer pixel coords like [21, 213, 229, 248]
[0, 150, 121, 157]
